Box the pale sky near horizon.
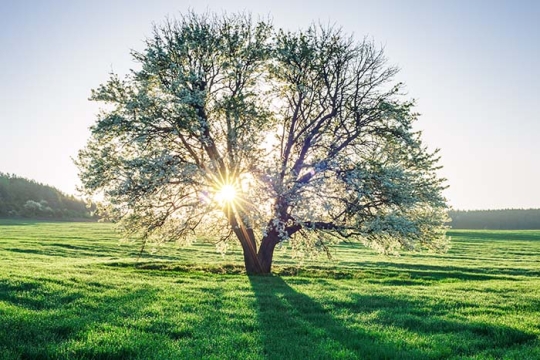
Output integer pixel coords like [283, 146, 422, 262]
[1, 0, 539, 210]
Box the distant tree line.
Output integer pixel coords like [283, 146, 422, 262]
[0, 172, 95, 220]
[449, 209, 540, 230]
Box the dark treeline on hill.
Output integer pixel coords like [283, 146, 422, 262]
[449, 209, 540, 230]
[0, 172, 95, 220]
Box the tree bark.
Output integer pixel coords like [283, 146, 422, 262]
[233, 226, 278, 275]
[233, 227, 263, 275]
[257, 234, 279, 274]
[225, 204, 263, 274]
[228, 205, 289, 275]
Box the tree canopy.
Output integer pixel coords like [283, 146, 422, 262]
[77, 12, 449, 274]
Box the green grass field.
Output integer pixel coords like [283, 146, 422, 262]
[1, 220, 539, 359]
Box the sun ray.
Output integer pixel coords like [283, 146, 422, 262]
[215, 184, 237, 204]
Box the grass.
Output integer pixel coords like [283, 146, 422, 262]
[0, 220, 539, 359]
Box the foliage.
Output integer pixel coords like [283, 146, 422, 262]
[449, 209, 540, 229]
[0, 220, 539, 359]
[0, 172, 94, 219]
[77, 11, 449, 273]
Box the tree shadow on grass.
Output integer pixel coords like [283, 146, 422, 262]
[334, 261, 540, 280]
[3, 243, 144, 259]
[3, 243, 214, 263]
[248, 275, 536, 360]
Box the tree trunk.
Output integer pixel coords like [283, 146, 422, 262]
[227, 203, 282, 274]
[225, 204, 264, 274]
[232, 227, 278, 275]
[242, 246, 262, 274]
[233, 227, 263, 275]
[257, 234, 279, 274]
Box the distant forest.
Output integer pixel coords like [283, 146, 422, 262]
[0, 173, 95, 220]
[449, 209, 540, 230]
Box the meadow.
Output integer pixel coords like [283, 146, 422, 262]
[0, 220, 539, 359]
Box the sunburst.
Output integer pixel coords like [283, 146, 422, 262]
[215, 184, 237, 204]
[203, 170, 255, 217]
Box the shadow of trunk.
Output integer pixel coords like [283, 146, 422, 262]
[248, 275, 425, 359]
[248, 275, 536, 359]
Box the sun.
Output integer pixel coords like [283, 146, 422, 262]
[215, 184, 237, 204]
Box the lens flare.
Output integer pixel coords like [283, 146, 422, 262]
[215, 184, 237, 204]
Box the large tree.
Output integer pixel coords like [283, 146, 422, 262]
[77, 12, 449, 274]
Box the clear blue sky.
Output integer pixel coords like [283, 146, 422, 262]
[1, 0, 539, 210]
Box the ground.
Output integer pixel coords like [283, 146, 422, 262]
[0, 220, 539, 359]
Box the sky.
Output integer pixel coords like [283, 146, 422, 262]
[1, 0, 539, 210]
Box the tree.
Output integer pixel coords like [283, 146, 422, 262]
[77, 12, 449, 274]
[0, 172, 93, 219]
